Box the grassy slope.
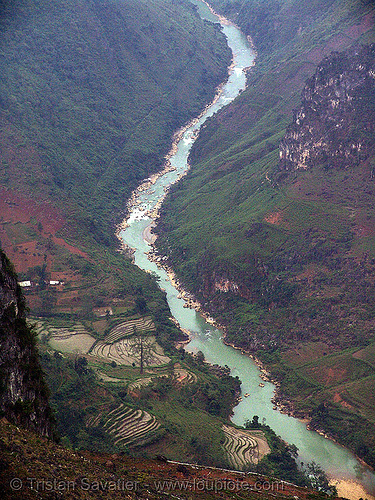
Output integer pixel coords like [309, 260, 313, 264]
[0, 0, 230, 224]
[154, 0, 375, 467]
[0, 0, 260, 475]
[35, 310, 306, 483]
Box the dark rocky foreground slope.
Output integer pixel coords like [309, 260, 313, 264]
[0, 418, 323, 500]
[0, 250, 53, 437]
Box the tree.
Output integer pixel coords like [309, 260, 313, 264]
[288, 443, 299, 459]
[38, 289, 57, 316]
[129, 327, 155, 374]
[74, 356, 89, 376]
[135, 296, 147, 314]
[196, 351, 205, 365]
[305, 461, 337, 496]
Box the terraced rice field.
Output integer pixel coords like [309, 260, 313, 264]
[86, 411, 104, 428]
[222, 425, 270, 470]
[174, 368, 197, 385]
[127, 377, 153, 392]
[90, 335, 170, 367]
[96, 371, 123, 383]
[35, 320, 79, 337]
[105, 317, 155, 343]
[100, 404, 160, 448]
[127, 366, 197, 393]
[35, 320, 96, 354]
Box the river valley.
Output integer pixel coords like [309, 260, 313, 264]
[119, 1, 375, 498]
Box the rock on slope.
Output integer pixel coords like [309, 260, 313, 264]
[280, 44, 375, 171]
[0, 250, 53, 437]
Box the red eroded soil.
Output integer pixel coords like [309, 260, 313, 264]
[306, 34, 352, 65]
[333, 392, 354, 410]
[294, 265, 319, 284]
[0, 188, 63, 232]
[10, 240, 52, 270]
[345, 12, 375, 39]
[0, 188, 90, 275]
[305, 13, 374, 66]
[264, 211, 283, 225]
[309, 366, 348, 387]
[52, 236, 89, 259]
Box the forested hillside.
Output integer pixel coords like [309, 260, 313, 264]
[0, 0, 277, 472]
[0, 0, 230, 229]
[0, 0, 230, 321]
[154, 0, 375, 467]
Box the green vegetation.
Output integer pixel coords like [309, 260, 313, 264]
[3, 0, 375, 483]
[245, 416, 337, 495]
[245, 416, 309, 488]
[221, 424, 270, 470]
[0, 6, 234, 460]
[38, 331, 314, 486]
[39, 343, 243, 468]
[0, 0, 231, 328]
[0, 418, 329, 500]
[154, 0, 375, 468]
[0, 0, 230, 232]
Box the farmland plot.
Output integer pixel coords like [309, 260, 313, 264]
[90, 335, 170, 367]
[105, 316, 155, 343]
[94, 404, 161, 448]
[222, 425, 270, 470]
[36, 320, 96, 354]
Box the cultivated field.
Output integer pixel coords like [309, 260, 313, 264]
[87, 404, 161, 448]
[222, 425, 270, 470]
[105, 317, 155, 343]
[126, 365, 197, 392]
[35, 320, 96, 354]
[90, 335, 170, 367]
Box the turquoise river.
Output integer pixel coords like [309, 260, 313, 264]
[120, 1, 375, 497]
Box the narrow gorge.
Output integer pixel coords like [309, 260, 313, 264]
[120, 2, 375, 498]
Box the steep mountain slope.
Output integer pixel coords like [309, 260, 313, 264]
[0, 248, 309, 484]
[154, 0, 375, 467]
[0, 250, 53, 437]
[0, 0, 230, 225]
[0, 249, 321, 496]
[0, 0, 231, 333]
[280, 45, 375, 172]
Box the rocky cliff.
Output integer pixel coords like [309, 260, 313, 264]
[0, 250, 53, 437]
[280, 44, 375, 171]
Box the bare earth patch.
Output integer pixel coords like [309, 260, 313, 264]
[36, 320, 96, 354]
[264, 211, 283, 225]
[49, 334, 96, 354]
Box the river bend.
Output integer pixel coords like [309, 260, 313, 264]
[119, 1, 375, 497]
